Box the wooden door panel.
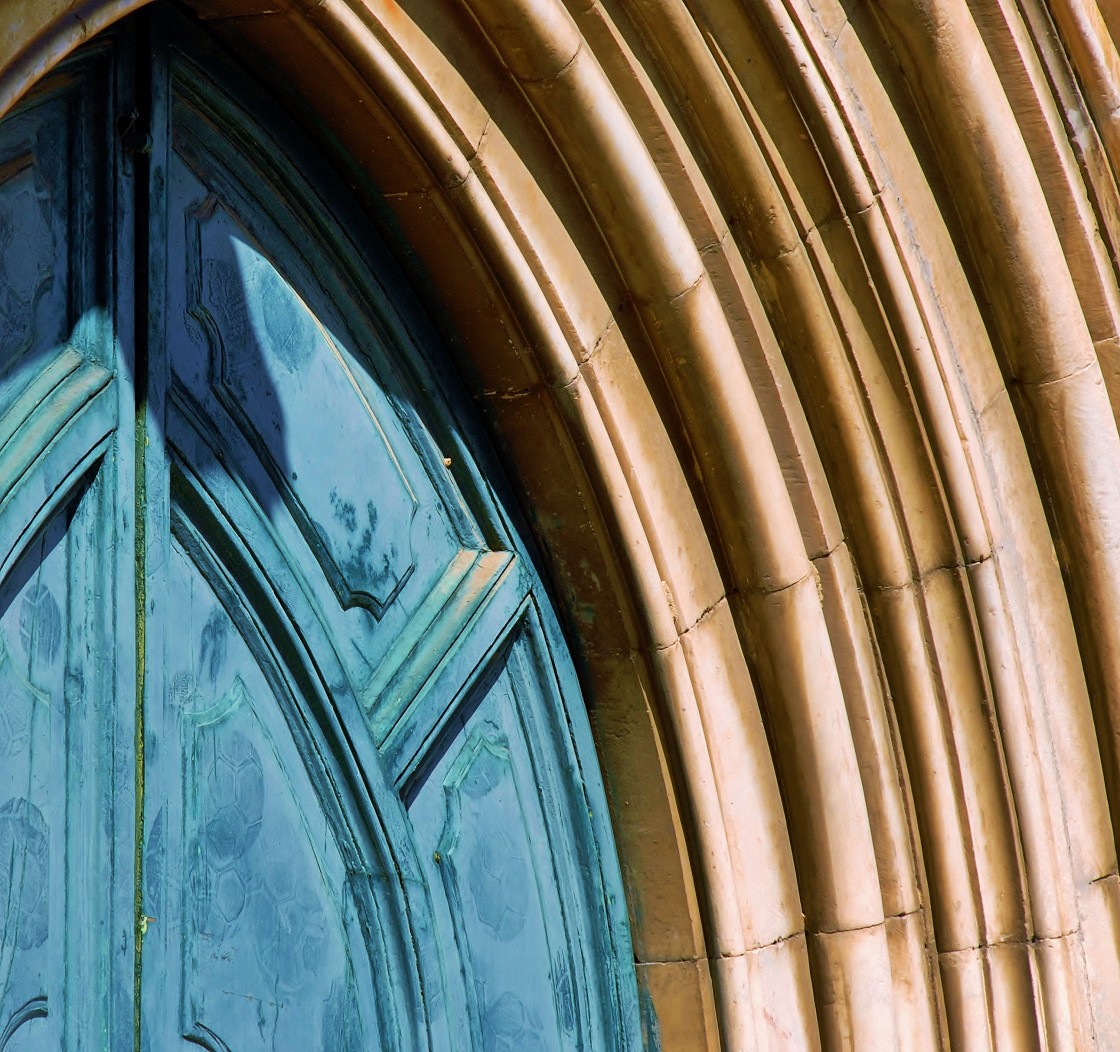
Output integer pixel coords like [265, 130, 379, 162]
[0, 467, 127, 1051]
[140, 534, 377, 1051]
[374, 550, 528, 784]
[183, 194, 425, 616]
[149, 445, 432, 1051]
[0, 106, 126, 1038]
[0, 41, 131, 1047]
[0, 46, 114, 412]
[0, 515, 64, 1050]
[405, 617, 624, 1052]
[163, 139, 474, 712]
[0, 93, 75, 414]
[0, 147, 65, 407]
[0, 353, 115, 583]
[151, 32, 640, 1050]
[2, 1006, 49, 1050]
[0, 16, 641, 1048]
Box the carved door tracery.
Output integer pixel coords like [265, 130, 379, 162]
[0, 11, 641, 1050]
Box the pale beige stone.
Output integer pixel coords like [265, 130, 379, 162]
[740, 577, 887, 934]
[809, 923, 900, 1050]
[662, 605, 804, 949]
[813, 543, 921, 918]
[884, 911, 945, 1050]
[583, 651, 707, 964]
[578, 324, 727, 633]
[711, 936, 823, 1052]
[939, 942, 1042, 1049]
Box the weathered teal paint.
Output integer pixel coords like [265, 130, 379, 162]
[0, 8, 642, 1049]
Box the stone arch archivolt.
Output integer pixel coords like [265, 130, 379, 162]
[6, 0, 1120, 1048]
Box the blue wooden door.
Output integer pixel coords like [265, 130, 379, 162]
[0, 37, 140, 1049]
[0, 12, 641, 1051]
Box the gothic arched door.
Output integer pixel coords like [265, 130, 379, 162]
[0, 10, 642, 1049]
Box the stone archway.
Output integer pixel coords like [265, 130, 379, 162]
[5, 0, 1120, 1048]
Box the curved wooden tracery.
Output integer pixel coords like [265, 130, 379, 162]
[0, 19, 642, 1051]
[5, 0, 1120, 1047]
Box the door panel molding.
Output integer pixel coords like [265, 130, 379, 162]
[0, 996, 47, 1051]
[0, 356, 114, 580]
[165, 451, 436, 1047]
[0, 10, 643, 1049]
